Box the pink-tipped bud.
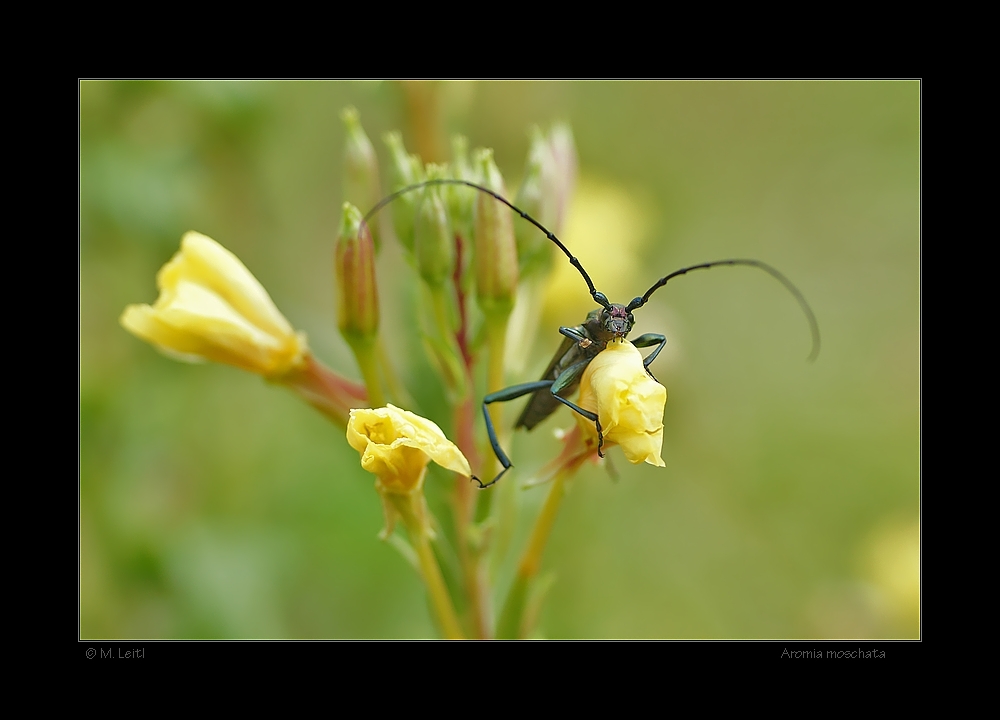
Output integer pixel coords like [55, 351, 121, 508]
[514, 126, 559, 275]
[335, 202, 379, 341]
[547, 123, 577, 237]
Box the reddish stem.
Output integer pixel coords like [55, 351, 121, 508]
[453, 233, 474, 370]
[450, 230, 491, 637]
[280, 354, 368, 427]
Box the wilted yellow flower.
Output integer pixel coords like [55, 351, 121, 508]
[347, 404, 472, 495]
[577, 338, 667, 467]
[121, 231, 307, 378]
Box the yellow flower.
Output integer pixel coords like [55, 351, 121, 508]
[347, 404, 468, 638]
[120, 231, 307, 378]
[347, 404, 472, 495]
[577, 338, 667, 467]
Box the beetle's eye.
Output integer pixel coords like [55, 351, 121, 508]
[628, 314, 634, 325]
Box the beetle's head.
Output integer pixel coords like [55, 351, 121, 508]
[594, 293, 634, 337]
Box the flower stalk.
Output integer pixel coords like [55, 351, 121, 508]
[385, 491, 465, 640]
[279, 353, 367, 427]
[376, 337, 415, 409]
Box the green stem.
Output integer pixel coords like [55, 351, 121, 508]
[477, 311, 509, 521]
[376, 337, 414, 409]
[485, 312, 508, 414]
[391, 491, 465, 640]
[428, 286, 467, 399]
[350, 338, 385, 408]
[430, 284, 454, 340]
[496, 467, 570, 639]
[413, 531, 465, 640]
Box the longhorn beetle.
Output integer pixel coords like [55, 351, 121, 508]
[363, 179, 820, 489]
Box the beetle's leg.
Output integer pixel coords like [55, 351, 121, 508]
[551, 361, 605, 458]
[631, 333, 667, 382]
[551, 359, 590, 395]
[550, 393, 605, 458]
[477, 380, 555, 489]
[560, 326, 593, 348]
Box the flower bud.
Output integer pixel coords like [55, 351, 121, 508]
[447, 135, 478, 246]
[120, 231, 307, 378]
[473, 148, 518, 313]
[341, 107, 382, 250]
[547, 123, 578, 236]
[514, 126, 559, 276]
[576, 339, 667, 467]
[335, 203, 379, 342]
[383, 131, 424, 254]
[414, 164, 455, 287]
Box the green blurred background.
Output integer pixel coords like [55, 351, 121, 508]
[80, 81, 919, 638]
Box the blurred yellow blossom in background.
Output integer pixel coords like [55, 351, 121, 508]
[542, 176, 654, 322]
[865, 518, 920, 635]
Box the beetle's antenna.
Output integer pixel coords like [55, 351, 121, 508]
[626, 259, 821, 362]
[362, 179, 603, 301]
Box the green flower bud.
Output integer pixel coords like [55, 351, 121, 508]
[447, 135, 477, 244]
[414, 164, 455, 287]
[384, 131, 424, 254]
[474, 149, 518, 313]
[335, 202, 379, 342]
[341, 107, 382, 250]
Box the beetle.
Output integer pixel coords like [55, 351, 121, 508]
[364, 179, 820, 489]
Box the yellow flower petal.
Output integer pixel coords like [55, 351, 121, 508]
[120, 232, 307, 378]
[577, 338, 667, 467]
[347, 405, 472, 494]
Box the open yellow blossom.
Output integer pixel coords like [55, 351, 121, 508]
[577, 338, 667, 467]
[347, 404, 472, 495]
[120, 231, 307, 378]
